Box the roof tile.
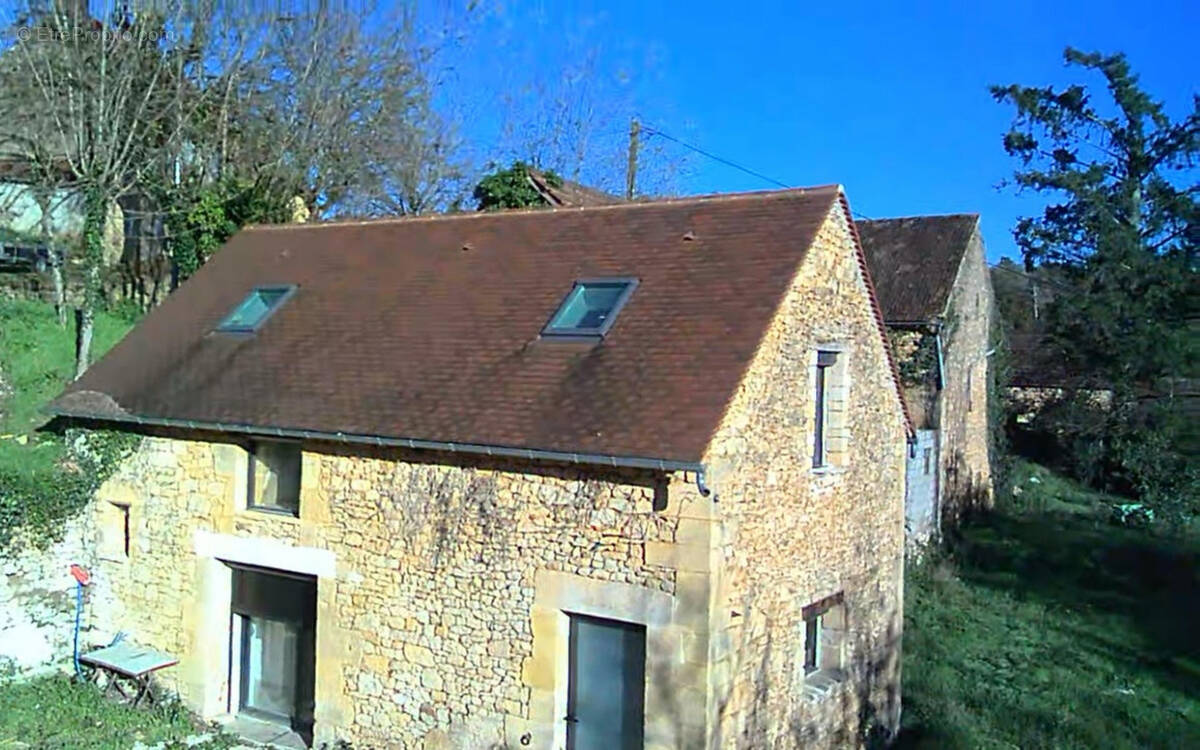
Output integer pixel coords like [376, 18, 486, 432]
[856, 214, 979, 323]
[53, 188, 862, 463]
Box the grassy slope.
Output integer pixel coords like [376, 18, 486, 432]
[0, 674, 235, 750]
[901, 463, 1200, 749]
[0, 297, 134, 475]
[0, 300, 233, 748]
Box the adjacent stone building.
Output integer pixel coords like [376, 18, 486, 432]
[856, 215, 995, 543]
[49, 186, 912, 748]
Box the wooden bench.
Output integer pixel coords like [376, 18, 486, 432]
[79, 642, 178, 708]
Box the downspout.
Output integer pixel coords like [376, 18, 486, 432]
[932, 322, 946, 541]
[934, 326, 946, 392]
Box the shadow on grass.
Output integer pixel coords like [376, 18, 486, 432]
[956, 512, 1200, 688]
[901, 508, 1200, 749]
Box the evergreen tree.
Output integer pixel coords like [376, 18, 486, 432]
[992, 49, 1198, 525]
[473, 162, 563, 211]
[992, 48, 1197, 392]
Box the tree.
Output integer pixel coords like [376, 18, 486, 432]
[442, 5, 689, 200]
[0, 1, 238, 376]
[165, 177, 292, 282]
[0, 160, 74, 325]
[223, 2, 465, 220]
[473, 161, 563, 211]
[992, 48, 1198, 389]
[993, 48, 1199, 524]
[1, 0, 469, 338]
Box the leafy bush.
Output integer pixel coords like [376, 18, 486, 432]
[166, 178, 293, 281]
[0, 429, 139, 552]
[1013, 393, 1198, 530]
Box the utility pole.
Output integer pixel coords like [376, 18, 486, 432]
[626, 118, 640, 200]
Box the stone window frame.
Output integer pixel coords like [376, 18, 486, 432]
[244, 439, 303, 517]
[97, 500, 132, 562]
[189, 531, 336, 725]
[798, 591, 848, 700]
[810, 343, 852, 473]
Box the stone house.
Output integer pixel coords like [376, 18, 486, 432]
[856, 215, 995, 543]
[48, 186, 912, 748]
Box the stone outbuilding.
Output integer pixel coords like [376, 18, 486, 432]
[49, 186, 912, 749]
[856, 215, 995, 543]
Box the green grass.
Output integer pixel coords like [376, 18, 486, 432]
[0, 297, 133, 434]
[0, 296, 134, 485]
[899, 468, 1200, 749]
[0, 297, 138, 550]
[0, 673, 235, 750]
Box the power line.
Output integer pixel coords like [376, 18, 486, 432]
[638, 122, 876, 221]
[988, 259, 1081, 296]
[639, 124, 792, 190]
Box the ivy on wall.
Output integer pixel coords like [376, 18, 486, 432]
[0, 429, 139, 553]
[889, 328, 939, 388]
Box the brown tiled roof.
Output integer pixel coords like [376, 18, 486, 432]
[51, 186, 911, 464]
[526, 168, 625, 208]
[855, 214, 979, 323]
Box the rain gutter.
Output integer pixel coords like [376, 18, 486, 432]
[47, 408, 709, 480]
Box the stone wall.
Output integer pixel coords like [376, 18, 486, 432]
[702, 203, 908, 748]
[0, 517, 97, 673]
[937, 225, 994, 523]
[85, 435, 716, 748]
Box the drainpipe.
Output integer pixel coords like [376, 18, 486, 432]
[934, 328, 946, 392]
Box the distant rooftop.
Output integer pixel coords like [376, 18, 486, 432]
[855, 214, 980, 324]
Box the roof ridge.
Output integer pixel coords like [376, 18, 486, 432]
[243, 185, 843, 232]
[856, 212, 980, 223]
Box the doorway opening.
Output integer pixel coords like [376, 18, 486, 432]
[228, 564, 316, 745]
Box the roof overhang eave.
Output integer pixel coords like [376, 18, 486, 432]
[45, 408, 706, 475]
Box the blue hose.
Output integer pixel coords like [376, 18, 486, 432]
[73, 579, 83, 679]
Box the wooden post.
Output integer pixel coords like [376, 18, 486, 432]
[626, 118, 640, 200]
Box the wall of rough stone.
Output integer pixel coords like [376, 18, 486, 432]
[937, 225, 994, 523]
[0, 518, 98, 673]
[702, 202, 908, 749]
[85, 434, 715, 748]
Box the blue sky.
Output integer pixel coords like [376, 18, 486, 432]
[442, 0, 1198, 262]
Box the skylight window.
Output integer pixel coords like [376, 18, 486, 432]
[542, 278, 638, 338]
[217, 285, 296, 333]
